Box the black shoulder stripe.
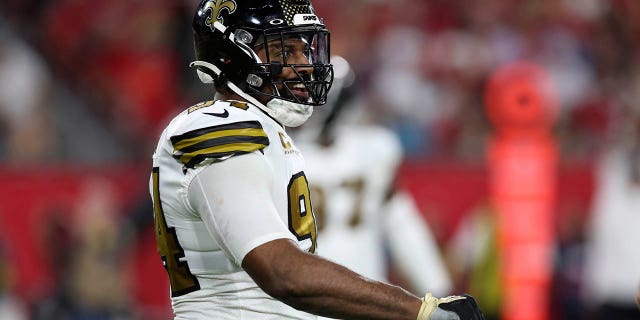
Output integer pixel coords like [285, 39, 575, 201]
[178, 135, 270, 154]
[170, 121, 264, 145]
[170, 121, 270, 168]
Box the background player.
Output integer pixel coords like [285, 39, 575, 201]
[294, 56, 452, 298]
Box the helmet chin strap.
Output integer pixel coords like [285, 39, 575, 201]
[191, 60, 313, 127]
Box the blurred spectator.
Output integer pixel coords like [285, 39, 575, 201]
[551, 208, 588, 320]
[0, 15, 128, 165]
[0, 1, 49, 42]
[582, 110, 640, 320]
[446, 203, 500, 320]
[0, 244, 28, 320]
[370, 26, 441, 157]
[0, 21, 56, 163]
[42, 1, 188, 157]
[67, 179, 131, 319]
[32, 179, 131, 319]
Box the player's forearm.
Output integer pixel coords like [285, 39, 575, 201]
[273, 252, 422, 320]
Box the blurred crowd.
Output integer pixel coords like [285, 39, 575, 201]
[1, 0, 639, 319]
[1, 0, 638, 163]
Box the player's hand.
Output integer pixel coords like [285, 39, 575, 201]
[417, 293, 485, 320]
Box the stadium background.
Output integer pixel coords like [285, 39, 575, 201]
[0, 0, 637, 319]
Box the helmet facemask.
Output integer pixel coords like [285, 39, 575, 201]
[245, 25, 333, 107]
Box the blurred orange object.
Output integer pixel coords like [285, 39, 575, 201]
[485, 61, 558, 139]
[485, 61, 558, 320]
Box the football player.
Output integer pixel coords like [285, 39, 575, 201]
[150, 1, 484, 319]
[294, 56, 452, 299]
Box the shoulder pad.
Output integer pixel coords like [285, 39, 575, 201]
[169, 100, 269, 168]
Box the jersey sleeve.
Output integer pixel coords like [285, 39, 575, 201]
[187, 152, 297, 266]
[167, 100, 270, 169]
[171, 121, 269, 168]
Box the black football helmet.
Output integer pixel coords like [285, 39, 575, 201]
[192, 0, 333, 109]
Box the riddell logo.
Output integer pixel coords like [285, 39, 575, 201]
[293, 14, 319, 25]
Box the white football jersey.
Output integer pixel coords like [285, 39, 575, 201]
[297, 125, 401, 280]
[151, 100, 317, 320]
[297, 124, 451, 297]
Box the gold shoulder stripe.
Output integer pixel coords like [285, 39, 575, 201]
[229, 100, 249, 110]
[173, 142, 268, 167]
[170, 121, 269, 167]
[173, 128, 267, 152]
[171, 121, 263, 145]
[188, 100, 214, 113]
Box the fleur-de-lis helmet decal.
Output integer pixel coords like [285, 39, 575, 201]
[203, 0, 237, 30]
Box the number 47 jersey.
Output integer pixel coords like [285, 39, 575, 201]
[150, 100, 317, 320]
